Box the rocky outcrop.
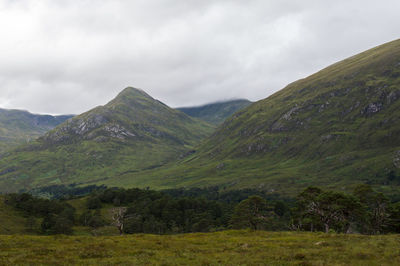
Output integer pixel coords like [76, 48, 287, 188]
[394, 150, 400, 169]
[103, 124, 135, 139]
[43, 114, 108, 143]
[387, 90, 400, 105]
[363, 103, 383, 115]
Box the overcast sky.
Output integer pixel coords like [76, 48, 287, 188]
[0, 0, 399, 114]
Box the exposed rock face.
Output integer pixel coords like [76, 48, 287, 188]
[245, 142, 268, 154]
[39, 87, 214, 147]
[216, 163, 225, 170]
[321, 134, 333, 142]
[103, 124, 135, 139]
[74, 115, 108, 135]
[363, 103, 383, 115]
[282, 105, 300, 120]
[387, 90, 400, 104]
[394, 150, 400, 169]
[43, 114, 109, 143]
[43, 115, 139, 142]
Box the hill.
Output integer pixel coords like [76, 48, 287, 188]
[177, 99, 252, 125]
[112, 39, 400, 196]
[0, 108, 73, 153]
[0, 87, 214, 192]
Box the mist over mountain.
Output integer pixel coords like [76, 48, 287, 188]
[177, 99, 252, 125]
[1, 40, 400, 197]
[111, 39, 400, 196]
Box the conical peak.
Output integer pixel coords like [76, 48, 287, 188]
[108, 87, 156, 107]
[118, 87, 152, 98]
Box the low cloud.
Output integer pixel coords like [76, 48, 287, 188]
[0, 0, 399, 114]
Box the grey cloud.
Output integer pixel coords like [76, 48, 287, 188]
[0, 0, 399, 114]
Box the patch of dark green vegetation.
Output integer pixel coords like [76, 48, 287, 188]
[4, 193, 76, 235]
[3, 184, 400, 236]
[27, 184, 107, 199]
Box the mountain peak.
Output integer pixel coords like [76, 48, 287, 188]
[0, 86, 215, 192]
[117, 87, 153, 98]
[108, 87, 156, 108]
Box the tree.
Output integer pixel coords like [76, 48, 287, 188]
[388, 202, 400, 233]
[291, 187, 323, 231]
[353, 184, 390, 234]
[41, 214, 56, 234]
[295, 187, 363, 233]
[87, 196, 102, 209]
[274, 201, 288, 217]
[88, 209, 105, 228]
[110, 207, 127, 235]
[80, 209, 105, 228]
[41, 214, 73, 235]
[25, 216, 37, 232]
[230, 196, 270, 230]
[53, 216, 73, 235]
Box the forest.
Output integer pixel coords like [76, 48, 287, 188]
[4, 184, 400, 236]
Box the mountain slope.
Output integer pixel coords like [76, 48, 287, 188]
[0, 87, 214, 192]
[177, 99, 252, 125]
[113, 39, 400, 195]
[0, 109, 73, 153]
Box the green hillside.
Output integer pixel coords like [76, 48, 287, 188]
[0, 109, 73, 153]
[111, 39, 400, 196]
[0, 87, 214, 192]
[177, 99, 252, 125]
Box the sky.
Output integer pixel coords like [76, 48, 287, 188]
[0, 0, 399, 115]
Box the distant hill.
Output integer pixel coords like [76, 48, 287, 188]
[177, 99, 252, 125]
[112, 39, 400, 196]
[0, 87, 214, 192]
[0, 109, 73, 153]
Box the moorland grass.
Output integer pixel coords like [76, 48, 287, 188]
[0, 230, 399, 265]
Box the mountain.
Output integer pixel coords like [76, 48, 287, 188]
[112, 39, 400, 196]
[0, 109, 73, 153]
[177, 99, 252, 125]
[0, 87, 214, 192]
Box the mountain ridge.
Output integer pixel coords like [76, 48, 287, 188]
[109, 39, 400, 196]
[0, 87, 214, 192]
[1, 40, 400, 196]
[0, 108, 74, 153]
[177, 99, 252, 125]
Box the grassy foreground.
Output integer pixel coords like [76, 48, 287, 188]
[0, 231, 399, 265]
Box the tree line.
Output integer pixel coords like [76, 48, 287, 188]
[4, 184, 400, 235]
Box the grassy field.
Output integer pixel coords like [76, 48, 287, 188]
[0, 230, 399, 265]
